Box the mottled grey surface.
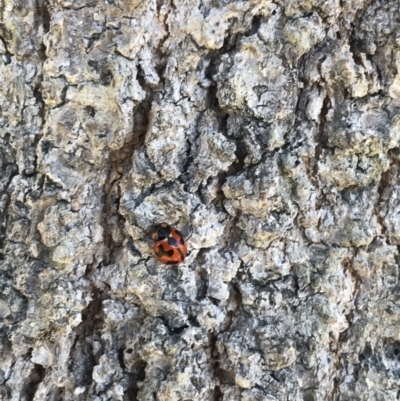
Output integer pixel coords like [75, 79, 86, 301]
[1, 0, 400, 400]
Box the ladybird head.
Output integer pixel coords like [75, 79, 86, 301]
[151, 223, 171, 241]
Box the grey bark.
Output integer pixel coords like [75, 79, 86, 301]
[1, 0, 400, 400]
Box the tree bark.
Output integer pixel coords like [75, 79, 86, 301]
[1, 0, 400, 400]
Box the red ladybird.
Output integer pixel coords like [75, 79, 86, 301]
[152, 223, 187, 265]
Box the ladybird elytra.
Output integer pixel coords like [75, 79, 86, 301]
[152, 223, 187, 265]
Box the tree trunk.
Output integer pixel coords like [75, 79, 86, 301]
[1, 0, 400, 400]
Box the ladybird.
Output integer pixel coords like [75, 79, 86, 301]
[152, 223, 187, 265]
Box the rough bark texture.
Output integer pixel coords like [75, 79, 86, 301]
[1, 0, 400, 400]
